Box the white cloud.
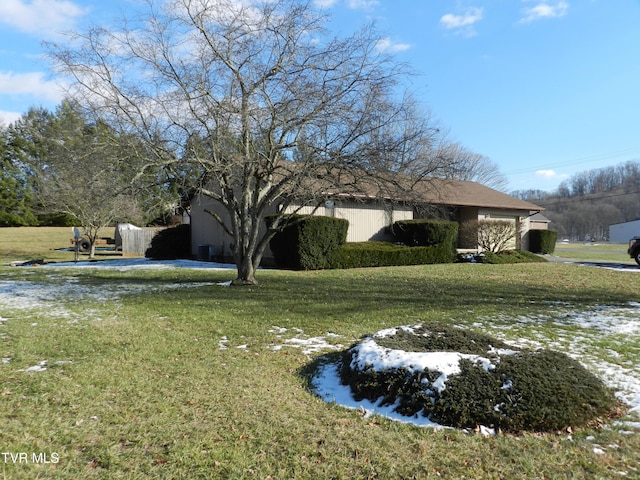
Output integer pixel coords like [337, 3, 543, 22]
[0, 71, 65, 103]
[440, 7, 484, 29]
[535, 169, 571, 180]
[376, 37, 411, 53]
[313, 0, 339, 7]
[0, 0, 88, 39]
[536, 169, 557, 178]
[0, 111, 23, 126]
[313, 0, 379, 9]
[347, 0, 380, 9]
[520, 1, 569, 23]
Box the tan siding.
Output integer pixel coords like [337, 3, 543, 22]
[190, 194, 234, 258]
[286, 201, 412, 243]
[334, 202, 412, 242]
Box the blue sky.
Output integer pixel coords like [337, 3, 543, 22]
[1, 0, 639, 193]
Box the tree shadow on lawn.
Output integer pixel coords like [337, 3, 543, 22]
[91, 263, 639, 322]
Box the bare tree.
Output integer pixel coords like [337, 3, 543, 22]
[461, 219, 516, 253]
[435, 141, 508, 192]
[47, 0, 444, 284]
[10, 101, 167, 257]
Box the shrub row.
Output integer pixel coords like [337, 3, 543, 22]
[391, 219, 459, 248]
[529, 229, 558, 254]
[327, 241, 455, 268]
[269, 216, 458, 270]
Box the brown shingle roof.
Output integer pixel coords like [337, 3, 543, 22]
[413, 178, 544, 212]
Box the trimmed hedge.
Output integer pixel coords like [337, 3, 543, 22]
[529, 230, 558, 254]
[269, 216, 459, 270]
[268, 215, 348, 270]
[145, 224, 191, 260]
[327, 241, 455, 269]
[392, 219, 459, 248]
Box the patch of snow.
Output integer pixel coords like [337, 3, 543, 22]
[348, 337, 497, 394]
[41, 258, 237, 271]
[20, 360, 47, 372]
[0, 277, 215, 321]
[311, 361, 446, 429]
[268, 326, 344, 355]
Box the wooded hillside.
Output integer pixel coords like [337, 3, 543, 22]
[513, 160, 640, 241]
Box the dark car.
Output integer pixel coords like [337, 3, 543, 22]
[628, 237, 640, 265]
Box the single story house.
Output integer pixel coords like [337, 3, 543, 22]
[189, 178, 544, 261]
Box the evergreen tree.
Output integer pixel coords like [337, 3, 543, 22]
[0, 126, 36, 226]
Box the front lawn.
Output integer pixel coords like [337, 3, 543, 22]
[0, 256, 639, 478]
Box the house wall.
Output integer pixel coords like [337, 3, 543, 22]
[530, 220, 549, 230]
[456, 207, 479, 249]
[609, 219, 640, 243]
[289, 200, 412, 242]
[189, 195, 413, 261]
[453, 208, 533, 251]
[190, 194, 236, 260]
[480, 209, 534, 251]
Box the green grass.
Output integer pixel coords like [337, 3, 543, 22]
[554, 241, 632, 263]
[0, 228, 639, 478]
[0, 226, 121, 264]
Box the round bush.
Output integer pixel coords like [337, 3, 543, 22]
[339, 323, 619, 433]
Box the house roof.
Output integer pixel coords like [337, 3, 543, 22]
[326, 175, 544, 213]
[412, 178, 544, 212]
[530, 212, 550, 222]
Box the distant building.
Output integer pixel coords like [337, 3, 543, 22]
[609, 219, 640, 243]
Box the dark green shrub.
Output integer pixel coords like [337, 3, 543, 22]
[392, 219, 458, 248]
[145, 224, 191, 259]
[337, 324, 619, 433]
[37, 212, 78, 227]
[268, 215, 348, 270]
[529, 230, 558, 254]
[467, 250, 548, 264]
[375, 323, 511, 354]
[327, 241, 455, 268]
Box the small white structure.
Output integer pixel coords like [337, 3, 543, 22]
[609, 219, 640, 243]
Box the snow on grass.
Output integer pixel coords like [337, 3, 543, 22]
[20, 360, 47, 372]
[309, 304, 640, 432]
[1, 258, 232, 316]
[267, 326, 344, 355]
[2, 258, 639, 432]
[41, 258, 237, 271]
[469, 302, 640, 433]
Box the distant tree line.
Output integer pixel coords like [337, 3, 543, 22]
[513, 160, 640, 241]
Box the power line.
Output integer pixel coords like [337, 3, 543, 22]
[534, 188, 640, 207]
[504, 147, 640, 176]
